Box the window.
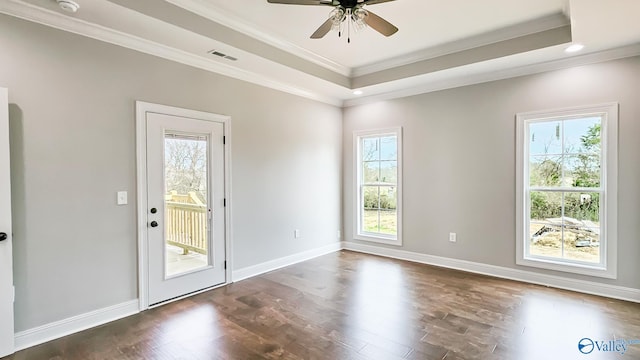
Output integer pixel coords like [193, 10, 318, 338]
[516, 103, 617, 278]
[354, 128, 402, 245]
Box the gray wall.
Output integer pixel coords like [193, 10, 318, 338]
[0, 15, 342, 331]
[343, 56, 640, 290]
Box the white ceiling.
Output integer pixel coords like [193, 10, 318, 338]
[1, 0, 639, 106]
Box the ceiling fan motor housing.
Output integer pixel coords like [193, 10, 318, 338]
[338, 0, 361, 8]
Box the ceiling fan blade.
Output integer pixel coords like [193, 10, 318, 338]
[310, 18, 334, 39]
[362, 0, 396, 5]
[363, 10, 398, 36]
[267, 0, 332, 5]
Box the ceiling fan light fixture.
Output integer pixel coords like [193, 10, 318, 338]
[330, 7, 345, 25]
[354, 7, 367, 20]
[352, 7, 368, 31]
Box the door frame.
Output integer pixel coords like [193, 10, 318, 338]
[135, 101, 233, 311]
[0, 87, 14, 357]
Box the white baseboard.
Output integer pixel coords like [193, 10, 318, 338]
[232, 242, 342, 282]
[14, 299, 139, 352]
[342, 241, 640, 303]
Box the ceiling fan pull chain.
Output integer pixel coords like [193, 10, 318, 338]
[347, 8, 351, 43]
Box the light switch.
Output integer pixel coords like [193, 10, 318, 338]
[117, 191, 128, 205]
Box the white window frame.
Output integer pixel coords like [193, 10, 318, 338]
[353, 127, 403, 246]
[516, 103, 618, 279]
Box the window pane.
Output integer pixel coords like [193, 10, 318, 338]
[529, 155, 562, 187]
[529, 190, 562, 259]
[362, 138, 379, 161]
[380, 161, 397, 184]
[379, 186, 397, 235]
[529, 222, 562, 259]
[529, 121, 562, 155]
[563, 226, 600, 263]
[363, 161, 380, 183]
[363, 209, 380, 233]
[379, 209, 397, 235]
[564, 117, 601, 155]
[564, 192, 600, 224]
[362, 186, 380, 233]
[564, 155, 600, 188]
[379, 186, 397, 210]
[363, 186, 379, 210]
[530, 191, 562, 221]
[380, 136, 397, 160]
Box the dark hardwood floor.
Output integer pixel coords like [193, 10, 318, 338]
[6, 250, 640, 360]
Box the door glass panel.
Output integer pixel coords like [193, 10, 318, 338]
[164, 133, 210, 277]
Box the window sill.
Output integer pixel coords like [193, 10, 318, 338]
[354, 233, 402, 246]
[517, 256, 616, 279]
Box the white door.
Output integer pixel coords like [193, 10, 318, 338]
[0, 88, 14, 356]
[146, 112, 226, 305]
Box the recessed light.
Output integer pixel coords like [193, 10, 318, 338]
[565, 44, 584, 53]
[353, 90, 363, 95]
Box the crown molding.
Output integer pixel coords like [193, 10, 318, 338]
[0, 0, 342, 107]
[344, 43, 640, 107]
[165, 0, 352, 77]
[352, 12, 571, 77]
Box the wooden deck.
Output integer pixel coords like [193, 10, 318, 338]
[6, 250, 640, 359]
[165, 200, 208, 255]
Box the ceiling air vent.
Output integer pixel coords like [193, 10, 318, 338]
[207, 50, 237, 61]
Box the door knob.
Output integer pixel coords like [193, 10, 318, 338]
[150, 208, 157, 214]
[0, 232, 6, 241]
[150, 221, 158, 228]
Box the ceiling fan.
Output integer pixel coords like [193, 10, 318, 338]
[267, 0, 398, 43]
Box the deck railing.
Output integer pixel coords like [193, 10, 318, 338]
[165, 201, 208, 255]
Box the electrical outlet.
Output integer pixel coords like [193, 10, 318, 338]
[117, 191, 128, 205]
[449, 232, 457, 243]
[294, 229, 301, 239]
[337, 230, 341, 239]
